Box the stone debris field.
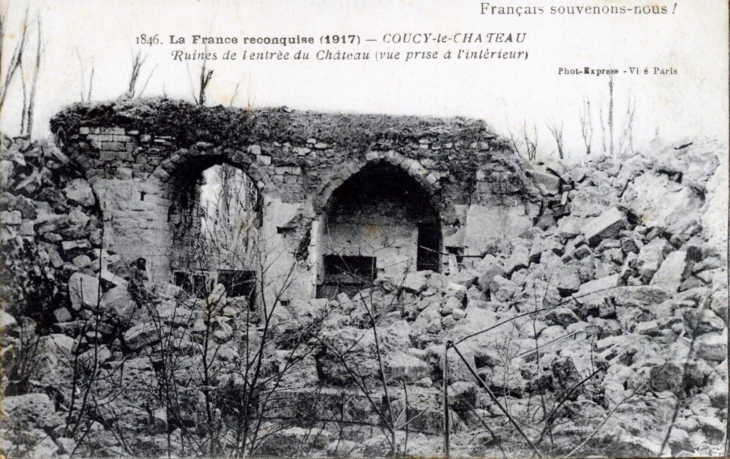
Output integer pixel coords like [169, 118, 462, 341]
[0, 99, 727, 458]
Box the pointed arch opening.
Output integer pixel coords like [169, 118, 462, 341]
[316, 162, 441, 299]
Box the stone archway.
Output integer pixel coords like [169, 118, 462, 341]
[316, 161, 442, 299]
[167, 157, 261, 301]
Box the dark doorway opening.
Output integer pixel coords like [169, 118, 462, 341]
[417, 223, 441, 271]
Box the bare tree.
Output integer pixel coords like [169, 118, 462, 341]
[122, 50, 156, 100]
[546, 120, 565, 159]
[76, 49, 94, 102]
[23, 16, 41, 137]
[608, 75, 614, 157]
[507, 120, 539, 161]
[616, 94, 636, 157]
[579, 98, 593, 155]
[186, 45, 214, 106]
[0, 7, 29, 112]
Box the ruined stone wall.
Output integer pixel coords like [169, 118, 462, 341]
[50, 98, 541, 300]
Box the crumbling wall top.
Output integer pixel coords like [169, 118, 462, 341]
[50, 98, 509, 153]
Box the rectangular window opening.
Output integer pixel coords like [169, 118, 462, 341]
[317, 255, 375, 299]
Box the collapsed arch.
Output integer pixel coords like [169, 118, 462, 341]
[316, 161, 442, 298]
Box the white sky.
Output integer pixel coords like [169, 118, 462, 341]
[1, 0, 727, 161]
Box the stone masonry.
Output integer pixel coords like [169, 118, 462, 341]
[50, 98, 543, 302]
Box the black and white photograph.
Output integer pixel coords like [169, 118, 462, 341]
[0, 1, 728, 457]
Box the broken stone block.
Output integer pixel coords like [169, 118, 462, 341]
[79, 345, 112, 366]
[53, 307, 73, 323]
[446, 282, 467, 303]
[650, 251, 690, 292]
[450, 268, 479, 288]
[679, 276, 707, 291]
[63, 179, 95, 207]
[620, 252, 638, 280]
[707, 377, 728, 409]
[72, 255, 92, 269]
[697, 415, 725, 443]
[623, 170, 705, 237]
[557, 216, 583, 238]
[612, 286, 671, 309]
[37, 215, 69, 235]
[569, 187, 617, 218]
[635, 238, 671, 282]
[0, 159, 14, 188]
[1, 210, 22, 225]
[123, 323, 160, 351]
[11, 195, 37, 219]
[48, 247, 64, 268]
[68, 272, 100, 311]
[694, 332, 727, 362]
[529, 233, 563, 262]
[448, 381, 478, 417]
[477, 255, 504, 292]
[441, 296, 460, 316]
[620, 236, 641, 254]
[14, 169, 41, 194]
[3, 393, 64, 432]
[504, 243, 530, 274]
[402, 271, 430, 292]
[709, 291, 728, 323]
[1, 311, 18, 337]
[602, 247, 625, 265]
[540, 251, 581, 295]
[383, 350, 431, 384]
[546, 307, 580, 327]
[535, 214, 556, 230]
[635, 318, 678, 337]
[649, 362, 683, 395]
[577, 274, 621, 298]
[256, 155, 272, 166]
[487, 275, 515, 301]
[581, 207, 627, 246]
[441, 314, 457, 329]
[55, 438, 77, 455]
[67, 207, 90, 227]
[453, 308, 466, 320]
[99, 268, 128, 288]
[688, 309, 726, 335]
[529, 169, 561, 196]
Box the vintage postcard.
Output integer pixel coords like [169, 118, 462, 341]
[0, 0, 727, 457]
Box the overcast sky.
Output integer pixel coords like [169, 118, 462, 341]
[1, 0, 727, 161]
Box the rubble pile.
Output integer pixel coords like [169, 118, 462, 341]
[0, 134, 104, 325]
[0, 131, 727, 458]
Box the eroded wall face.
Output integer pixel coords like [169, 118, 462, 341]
[94, 176, 173, 281]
